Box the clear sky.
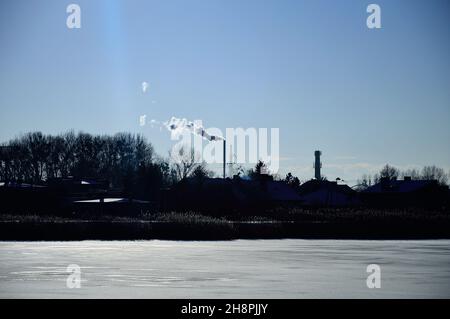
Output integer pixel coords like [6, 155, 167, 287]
[1, 0, 449, 184]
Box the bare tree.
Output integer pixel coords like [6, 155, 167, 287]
[400, 168, 421, 180]
[356, 174, 373, 190]
[448, 169, 450, 186]
[421, 165, 448, 185]
[379, 164, 399, 181]
[0, 145, 12, 181]
[170, 145, 201, 181]
[25, 132, 49, 183]
[229, 162, 245, 177]
[46, 135, 65, 179]
[284, 172, 301, 190]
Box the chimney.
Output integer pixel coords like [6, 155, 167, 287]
[223, 139, 226, 179]
[314, 150, 322, 180]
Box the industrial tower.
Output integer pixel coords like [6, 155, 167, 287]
[314, 150, 322, 180]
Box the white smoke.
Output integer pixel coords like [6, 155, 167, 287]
[139, 115, 146, 126]
[142, 81, 149, 93]
[164, 117, 224, 141]
[149, 117, 224, 141]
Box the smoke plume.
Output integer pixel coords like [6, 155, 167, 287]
[151, 117, 224, 141]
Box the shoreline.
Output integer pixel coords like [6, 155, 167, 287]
[1, 219, 450, 241]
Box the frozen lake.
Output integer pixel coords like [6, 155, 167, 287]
[0, 240, 449, 298]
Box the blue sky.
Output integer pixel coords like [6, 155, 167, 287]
[0, 0, 449, 184]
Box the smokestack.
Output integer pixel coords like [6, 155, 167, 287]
[223, 139, 226, 179]
[314, 150, 322, 180]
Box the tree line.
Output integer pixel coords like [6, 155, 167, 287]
[356, 164, 449, 190]
[0, 132, 211, 199]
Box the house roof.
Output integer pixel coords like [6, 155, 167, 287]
[363, 180, 438, 193]
[74, 198, 149, 204]
[174, 177, 302, 202]
[266, 181, 302, 201]
[296, 179, 359, 206]
[298, 179, 356, 196]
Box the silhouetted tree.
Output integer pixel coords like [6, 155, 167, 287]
[229, 162, 245, 177]
[356, 165, 450, 189]
[421, 165, 448, 185]
[284, 172, 300, 190]
[379, 164, 399, 181]
[190, 163, 215, 180]
[25, 132, 49, 183]
[448, 170, 450, 186]
[46, 135, 65, 179]
[356, 174, 373, 191]
[0, 131, 171, 196]
[170, 146, 201, 181]
[247, 160, 269, 180]
[399, 168, 421, 180]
